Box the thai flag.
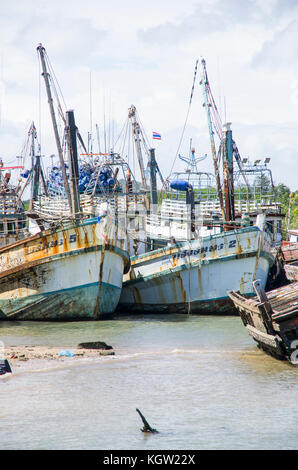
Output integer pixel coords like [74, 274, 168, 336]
[152, 131, 161, 140]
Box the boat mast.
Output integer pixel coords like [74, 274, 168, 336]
[29, 122, 39, 207]
[199, 58, 225, 218]
[222, 122, 235, 229]
[149, 148, 158, 208]
[128, 105, 150, 210]
[65, 110, 81, 222]
[37, 44, 72, 211]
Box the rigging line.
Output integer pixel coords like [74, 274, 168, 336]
[103, 93, 107, 153]
[114, 116, 128, 150]
[44, 50, 67, 111]
[136, 110, 150, 153]
[44, 53, 66, 126]
[37, 53, 42, 157]
[122, 119, 130, 159]
[127, 120, 131, 167]
[167, 59, 199, 180]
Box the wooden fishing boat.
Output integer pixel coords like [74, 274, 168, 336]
[228, 280, 298, 363]
[281, 242, 298, 264]
[0, 214, 129, 320]
[0, 163, 29, 247]
[284, 261, 298, 282]
[119, 223, 274, 314]
[118, 68, 276, 315]
[0, 45, 130, 321]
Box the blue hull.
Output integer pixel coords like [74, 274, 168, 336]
[0, 282, 121, 321]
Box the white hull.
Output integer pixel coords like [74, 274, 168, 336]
[118, 226, 274, 314]
[0, 216, 129, 320]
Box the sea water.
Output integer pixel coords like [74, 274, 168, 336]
[0, 315, 297, 450]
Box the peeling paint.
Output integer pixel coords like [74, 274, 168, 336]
[0, 217, 129, 320]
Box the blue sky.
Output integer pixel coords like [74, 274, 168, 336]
[0, 0, 297, 189]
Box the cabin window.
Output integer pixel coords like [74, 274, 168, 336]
[266, 221, 274, 234]
[7, 222, 16, 234]
[0, 222, 3, 234]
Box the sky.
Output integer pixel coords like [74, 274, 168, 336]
[0, 0, 297, 190]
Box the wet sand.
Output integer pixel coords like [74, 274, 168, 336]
[1, 345, 115, 373]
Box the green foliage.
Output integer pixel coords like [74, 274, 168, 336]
[275, 183, 298, 234]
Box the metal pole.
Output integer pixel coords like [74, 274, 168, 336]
[223, 122, 235, 228]
[128, 105, 150, 210]
[65, 110, 81, 221]
[149, 148, 158, 209]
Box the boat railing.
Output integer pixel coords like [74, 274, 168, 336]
[32, 193, 148, 220]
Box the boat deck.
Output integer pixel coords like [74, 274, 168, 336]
[267, 281, 298, 321]
[281, 242, 298, 263]
[284, 261, 298, 282]
[228, 281, 298, 322]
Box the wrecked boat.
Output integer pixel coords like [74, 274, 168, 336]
[0, 213, 129, 320]
[0, 46, 129, 321]
[0, 112, 129, 321]
[119, 218, 274, 314]
[118, 59, 275, 314]
[118, 126, 275, 314]
[228, 280, 298, 364]
[284, 261, 298, 282]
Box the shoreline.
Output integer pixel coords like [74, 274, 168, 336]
[5, 345, 115, 360]
[2, 345, 115, 372]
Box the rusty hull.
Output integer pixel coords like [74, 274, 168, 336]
[0, 216, 129, 320]
[118, 226, 274, 315]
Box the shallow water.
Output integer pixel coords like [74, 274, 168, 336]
[0, 314, 297, 450]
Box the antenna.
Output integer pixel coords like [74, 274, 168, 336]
[89, 70, 93, 155]
[96, 124, 101, 154]
[103, 92, 107, 153]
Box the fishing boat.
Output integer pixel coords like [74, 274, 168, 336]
[0, 162, 29, 247]
[281, 241, 298, 264]
[0, 213, 129, 320]
[228, 280, 298, 364]
[284, 261, 298, 282]
[119, 220, 274, 314]
[118, 59, 275, 314]
[118, 124, 275, 314]
[0, 45, 129, 321]
[30, 103, 150, 257]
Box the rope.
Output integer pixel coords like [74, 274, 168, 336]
[167, 59, 199, 181]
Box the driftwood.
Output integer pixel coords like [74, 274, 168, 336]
[136, 408, 159, 434]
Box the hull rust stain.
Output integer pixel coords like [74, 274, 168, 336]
[118, 227, 274, 315]
[0, 217, 129, 320]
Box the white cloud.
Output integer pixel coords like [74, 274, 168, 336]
[0, 0, 297, 192]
